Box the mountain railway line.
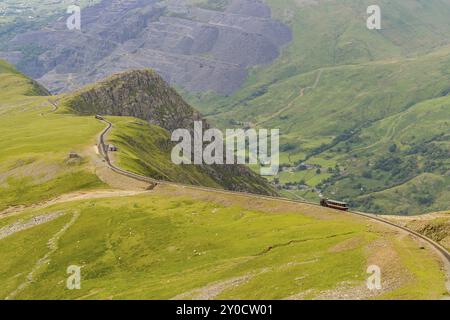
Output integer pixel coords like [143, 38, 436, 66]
[95, 115, 450, 294]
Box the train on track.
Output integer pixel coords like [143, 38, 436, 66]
[320, 198, 349, 211]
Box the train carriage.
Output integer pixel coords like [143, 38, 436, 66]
[320, 198, 349, 211]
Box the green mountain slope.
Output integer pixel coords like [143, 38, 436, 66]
[0, 61, 106, 211]
[387, 210, 450, 251]
[0, 60, 448, 300]
[0, 61, 274, 213]
[186, 0, 450, 215]
[0, 185, 447, 299]
[106, 116, 277, 194]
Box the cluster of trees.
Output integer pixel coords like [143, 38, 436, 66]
[351, 196, 383, 214]
[284, 126, 446, 214]
[407, 141, 447, 160]
[374, 155, 418, 181]
[280, 143, 297, 152]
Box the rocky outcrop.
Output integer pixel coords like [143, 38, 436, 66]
[66, 69, 278, 196]
[65, 69, 202, 132]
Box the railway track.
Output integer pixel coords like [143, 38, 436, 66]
[96, 116, 450, 293]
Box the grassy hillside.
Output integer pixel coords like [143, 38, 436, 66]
[356, 174, 450, 216]
[106, 116, 222, 188]
[0, 59, 448, 300]
[3, 0, 448, 214]
[61, 69, 277, 195]
[386, 211, 450, 251]
[185, 0, 450, 215]
[106, 116, 277, 194]
[0, 185, 447, 300]
[0, 60, 275, 211]
[0, 61, 105, 211]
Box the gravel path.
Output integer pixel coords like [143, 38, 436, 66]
[0, 211, 66, 240]
[5, 211, 80, 300]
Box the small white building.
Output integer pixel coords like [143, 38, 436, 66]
[108, 145, 118, 152]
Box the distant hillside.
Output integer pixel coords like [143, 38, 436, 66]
[2, 0, 450, 214]
[186, 0, 450, 215]
[0, 60, 50, 97]
[0, 60, 106, 212]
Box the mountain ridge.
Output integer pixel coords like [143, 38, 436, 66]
[63, 67, 278, 195]
[0, 60, 276, 214]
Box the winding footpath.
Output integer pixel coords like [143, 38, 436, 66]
[255, 69, 323, 127]
[5, 211, 81, 300]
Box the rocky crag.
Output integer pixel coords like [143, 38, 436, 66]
[65, 69, 278, 195]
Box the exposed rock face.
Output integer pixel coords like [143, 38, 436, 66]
[66, 69, 202, 132]
[66, 69, 278, 196]
[4, 0, 292, 95]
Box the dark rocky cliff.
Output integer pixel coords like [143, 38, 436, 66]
[65, 69, 278, 196]
[64, 69, 202, 132]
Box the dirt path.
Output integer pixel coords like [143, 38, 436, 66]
[171, 275, 253, 300]
[0, 190, 149, 221]
[385, 211, 450, 221]
[255, 69, 323, 127]
[0, 211, 66, 240]
[39, 99, 59, 117]
[5, 211, 80, 300]
[353, 107, 409, 152]
[352, 210, 450, 295]
[384, 211, 450, 268]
